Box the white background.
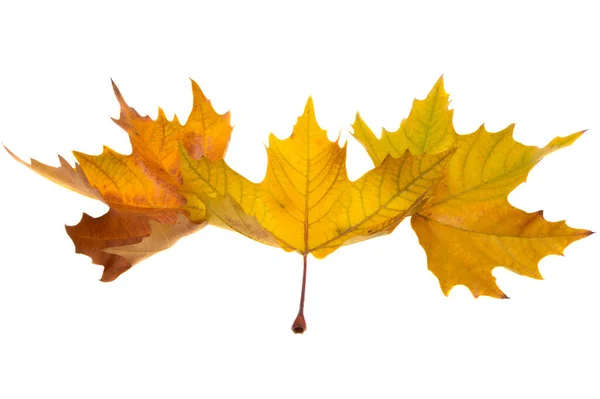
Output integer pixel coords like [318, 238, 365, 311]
[1, 1, 599, 398]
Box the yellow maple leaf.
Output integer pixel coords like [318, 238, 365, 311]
[180, 97, 455, 332]
[352, 77, 592, 298]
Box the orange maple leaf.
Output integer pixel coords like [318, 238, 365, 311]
[6, 80, 232, 280]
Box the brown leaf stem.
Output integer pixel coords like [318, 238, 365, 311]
[291, 254, 308, 334]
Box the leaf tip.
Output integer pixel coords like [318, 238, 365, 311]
[545, 130, 586, 151]
[439, 281, 452, 297]
[436, 74, 445, 86]
[304, 95, 315, 115]
[267, 132, 279, 148]
[99, 257, 133, 282]
[430, 74, 447, 96]
[190, 78, 206, 101]
[99, 272, 117, 283]
[352, 111, 368, 131]
[71, 149, 84, 162]
[353, 111, 362, 124]
[3, 143, 16, 158]
[566, 129, 586, 143]
[4, 145, 33, 167]
[111, 79, 126, 106]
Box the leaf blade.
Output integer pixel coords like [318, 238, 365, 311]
[181, 98, 449, 257]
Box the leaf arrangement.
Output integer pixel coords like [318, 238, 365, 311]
[5, 78, 592, 333]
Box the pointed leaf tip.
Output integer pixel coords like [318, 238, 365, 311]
[429, 75, 446, 95]
[6, 145, 27, 160]
[190, 78, 206, 99]
[111, 79, 121, 97]
[436, 74, 445, 85]
[546, 130, 586, 150]
[304, 96, 315, 114]
[189, 80, 206, 107]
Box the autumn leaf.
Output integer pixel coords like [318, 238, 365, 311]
[6, 80, 232, 280]
[352, 77, 592, 298]
[180, 97, 455, 332]
[4, 77, 592, 333]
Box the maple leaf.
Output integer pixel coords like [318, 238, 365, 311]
[180, 97, 455, 333]
[6, 80, 231, 280]
[352, 77, 592, 298]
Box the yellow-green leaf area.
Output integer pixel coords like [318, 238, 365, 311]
[352, 77, 457, 165]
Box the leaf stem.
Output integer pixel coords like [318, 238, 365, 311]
[291, 254, 308, 334]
